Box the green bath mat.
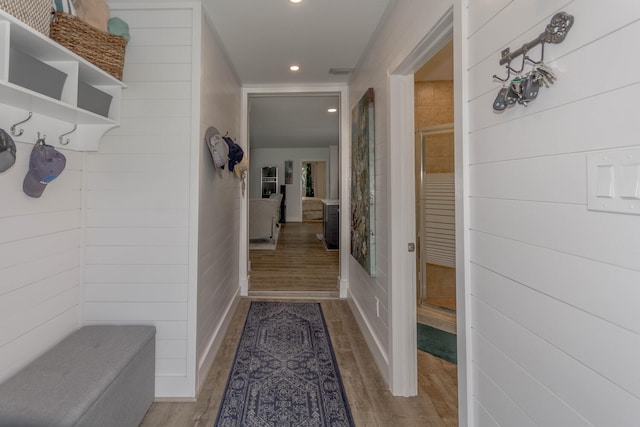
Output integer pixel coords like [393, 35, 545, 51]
[417, 323, 457, 364]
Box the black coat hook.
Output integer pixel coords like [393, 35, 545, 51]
[493, 60, 512, 83]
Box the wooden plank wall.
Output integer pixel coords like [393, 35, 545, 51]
[466, 0, 640, 424]
[0, 142, 82, 383]
[83, 5, 196, 397]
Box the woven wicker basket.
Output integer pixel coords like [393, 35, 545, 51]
[0, 0, 53, 36]
[50, 12, 127, 80]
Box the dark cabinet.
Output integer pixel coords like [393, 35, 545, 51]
[322, 200, 339, 250]
[279, 185, 286, 223]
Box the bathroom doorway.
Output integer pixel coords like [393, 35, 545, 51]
[414, 40, 456, 334]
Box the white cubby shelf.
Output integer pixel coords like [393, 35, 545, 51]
[0, 10, 126, 151]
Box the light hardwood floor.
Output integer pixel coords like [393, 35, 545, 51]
[140, 298, 458, 426]
[141, 223, 458, 426]
[249, 222, 339, 295]
[417, 303, 457, 335]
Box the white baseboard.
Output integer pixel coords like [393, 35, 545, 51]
[347, 290, 390, 385]
[195, 290, 241, 395]
[154, 397, 196, 403]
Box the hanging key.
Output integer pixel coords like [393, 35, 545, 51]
[536, 65, 557, 84]
[493, 86, 509, 111]
[533, 68, 551, 87]
[533, 69, 549, 88]
[510, 76, 523, 96]
[506, 86, 519, 105]
[537, 64, 557, 80]
[521, 73, 540, 101]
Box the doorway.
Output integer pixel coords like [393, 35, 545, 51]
[384, 4, 458, 397]
[301, 161, 327, 199]
[414, 41, 457, 342]
[241, 90, 347, 297]
[301, 160, 327, 222]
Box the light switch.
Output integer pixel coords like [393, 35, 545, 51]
[595, 165, 614, 198]
[587, 148, 640, 215]
[619, 164, 640, 199]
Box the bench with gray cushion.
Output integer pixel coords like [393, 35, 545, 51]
[0, 325, 155, 427]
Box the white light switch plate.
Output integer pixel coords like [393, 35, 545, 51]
[587, 148, 640, 215]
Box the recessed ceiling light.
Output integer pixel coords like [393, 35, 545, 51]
[328, 108, 337, 113]
[289, 65, 300, 71]
[290, 0, 302, 3]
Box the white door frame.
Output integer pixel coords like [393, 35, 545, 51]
[387, 74, 419, 395]
[387, 9, 470, 423]
[389, 4, 471, 423]
[239, 86, 350, 297]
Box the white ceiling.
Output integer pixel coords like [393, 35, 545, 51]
[197, 1, 455, 150]
[249, 94, 340, 149]
[198, 0, 392, 149]
[204, 0, 391, 86]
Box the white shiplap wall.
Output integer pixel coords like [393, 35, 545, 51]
[347, 0, 453, 384]
[84, 4, 197, 397]
[195, 9, 242, 392]
[0, 1, 241, 399]
[0, 143, 82, 383]
[466, 0, 640, 425]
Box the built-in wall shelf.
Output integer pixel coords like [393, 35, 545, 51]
[0, 10, 126, 151]
[261, 166, 278, 197]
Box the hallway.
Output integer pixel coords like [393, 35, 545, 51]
[140, 298, 458, 426]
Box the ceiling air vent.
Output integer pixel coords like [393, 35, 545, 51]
[329, 68, 353, 75]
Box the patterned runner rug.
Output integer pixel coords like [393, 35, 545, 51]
[214, 302, 355, 427]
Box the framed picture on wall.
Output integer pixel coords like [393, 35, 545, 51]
[284, 160, 293, 184]
[351, 88, 375, 277]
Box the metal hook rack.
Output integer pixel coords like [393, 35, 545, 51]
[492, 12, 573, 112]
[493, 65, 512, 83]
[508, 52, 528, 74]
[493, 46, 530, 82]
[59, 124, 77, 145]
[11, 112, 33, 137]
[524, 41, 545, 66]
[498, 11, 574, 66]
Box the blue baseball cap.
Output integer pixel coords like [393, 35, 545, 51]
[23, 139, 66, 198]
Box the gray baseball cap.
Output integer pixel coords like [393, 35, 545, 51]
[23, 140, 66, 198]
[0, 129, 16, 173]
[205, 126, 228, 170]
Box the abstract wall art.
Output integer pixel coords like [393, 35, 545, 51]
[351, 88, 375, 276]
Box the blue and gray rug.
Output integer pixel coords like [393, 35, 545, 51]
[214, 302, 355, 427]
